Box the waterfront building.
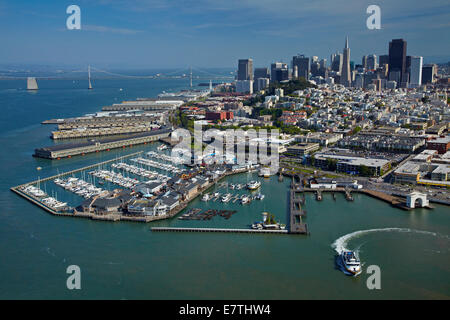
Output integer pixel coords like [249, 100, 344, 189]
[313, 152, 390, 176]
[287, 143, 320, 156]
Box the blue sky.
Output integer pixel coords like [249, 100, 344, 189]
[0, 0, 449, 68]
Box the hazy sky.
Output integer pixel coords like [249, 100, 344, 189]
[1, 0, 449, 68]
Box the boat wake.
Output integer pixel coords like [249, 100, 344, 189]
[332, 227, 440, 254]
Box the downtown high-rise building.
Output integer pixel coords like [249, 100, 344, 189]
[409, 56, 423, 88]
[331, 52, 343, 73]
[292, 54, 310, 79]
[237, 59, 253, 81]
[388, 39, 407, 83]
[254, 67, 270, 80]
[367, 54, 378, 70]
[340, 37, 351, 87]
[422, 64, 438, 84]
[270, 62, 288, 83]
[379, 55, 389, 66]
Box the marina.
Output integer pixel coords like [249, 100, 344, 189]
[131, 157, 183, 174]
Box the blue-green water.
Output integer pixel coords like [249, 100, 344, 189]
[0, 79, 449, 299]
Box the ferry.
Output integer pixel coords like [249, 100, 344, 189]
[340, 251, 362, 276]
[247, 181, 261, 190]
[201, 193, 211, 201]
[221, 193, 232, 203]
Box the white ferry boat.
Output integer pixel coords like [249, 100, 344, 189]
[247, 181, 261, 190]
[340, 251, 362, 276]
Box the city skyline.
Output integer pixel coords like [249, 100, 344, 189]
[0, 0, 449, 68]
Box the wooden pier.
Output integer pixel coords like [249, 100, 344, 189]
[151, 227, 289, 234]
[288, 188, 308, 235]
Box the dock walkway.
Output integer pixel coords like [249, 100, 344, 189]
[151, 227, 288, 234]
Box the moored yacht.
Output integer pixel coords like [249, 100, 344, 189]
[201, 193, 211, 201]
[247, 180, 261, 190]
[221, 193, 232, 203]
[252, 212, 286, 230]
[240, 195, 250, 204]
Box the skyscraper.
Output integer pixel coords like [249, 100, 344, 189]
[379, 55, 389, 66]
[254, 67, 270, 80]
[362, 55, 368, 69]
[367, 54, 378, 70]
[409, 56, 423, 88]
[340, 36, 351, 87]
[422, 64, 437, 84]
[238, 59, 253, 81]
[331, 53, 343, 73]
[270, 62, 288, 83]
[388, 39, 407, 83]
[292, 55, 310, 79]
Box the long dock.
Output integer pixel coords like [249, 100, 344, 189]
[151, 227, 288, 234]
[34, 127, 171, 159]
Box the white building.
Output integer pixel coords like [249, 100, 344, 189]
[409, 56, 423, 88]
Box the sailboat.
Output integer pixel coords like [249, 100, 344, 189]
[88, 65, 93, 90]
[27, 77, 38, 90]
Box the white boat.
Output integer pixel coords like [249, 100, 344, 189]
[157, 144, 168, 151]
[230, 184, 236, 190]
[340, 251, 362, 276]
[252, 212, 286, 230]
[201, 193, 211, 201]
[221, 193, 232, 203]
[247, 180, 261, 190]
[240, 195, 250, 204]
[258, 167, 271, 178]
[255, 193, 265, 200]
